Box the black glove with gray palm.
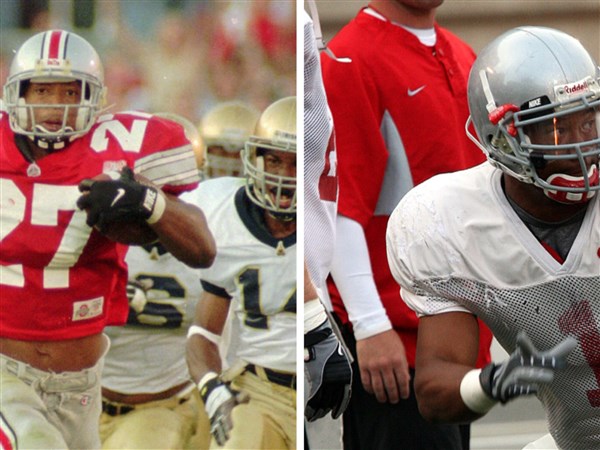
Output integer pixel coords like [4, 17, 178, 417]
[480, 331, 577, 403]
[304, 318, 352, 421]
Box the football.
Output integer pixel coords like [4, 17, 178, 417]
[96, 218, 158, 245]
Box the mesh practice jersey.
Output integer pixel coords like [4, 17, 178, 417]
[0, 111, 199, 341]
[184, 177, 296, 374]
[303, 10, 337, 308]
[321, 8, 487, 365]
[102, 243, 201, 394]
[387, 163, 600, 450]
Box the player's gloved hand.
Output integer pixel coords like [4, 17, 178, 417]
[76, 167, 165, 231]
[199, 373, 249, 446]
[304, 318, 352, 422]
[126, 279, 151, 313]
[480, 331, 577, 403]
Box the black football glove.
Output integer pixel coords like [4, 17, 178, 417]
[480, 331, 576, 403]
[304, 318, 352, 422]
[199, 375, 249, 446]
[76, 167, 163, 231]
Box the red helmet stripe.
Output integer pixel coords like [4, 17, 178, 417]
[44, 30, 67, 60]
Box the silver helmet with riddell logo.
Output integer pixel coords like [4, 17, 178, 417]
[3, 29, 106, 150]
[466, 26, 600, 203]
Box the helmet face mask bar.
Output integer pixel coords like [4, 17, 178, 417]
[3, 30, 106, 151]
[243, 137, 297, 217]
[515, 90, 600, 200]
[466, 26, 600, 204]
[242, 96, 297, 219]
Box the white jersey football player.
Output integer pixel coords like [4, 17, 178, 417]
[186, 97, 297, 449]
[386, 27, 600, 450]
[99, 107, 257, 449]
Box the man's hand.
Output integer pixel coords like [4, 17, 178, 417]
[199, 374, 249, 446]
[76, 167, 165, 231]
[356, 329, 410, 403]
[126, 279, 151, 313]
[480, 331, 577, 403]
[304, 318, 352, 422]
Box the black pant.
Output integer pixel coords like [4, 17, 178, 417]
[340, 322, 469, 450]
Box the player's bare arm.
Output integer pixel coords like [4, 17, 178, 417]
[413, 312, 483, 422]
[415, 311, 577, 424]
[77, 167, 216, 268]
[186, 290, 229, 380]
[186, 290, 249, 446]
[147, 193, 215, 268]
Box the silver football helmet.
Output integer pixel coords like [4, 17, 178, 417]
[242, 96, 296, 217]
[3, 30, 106, 150]
[467, 26, 600, 203]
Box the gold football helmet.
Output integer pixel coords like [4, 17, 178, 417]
[155, 112, 206, 173]
[200, 101, 260, 178]
[242, 96, 296, 217]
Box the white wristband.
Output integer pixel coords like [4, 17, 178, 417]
[459, 369, 497, 414]
[197, 371, 219, 392]
[146, 191, 166, 224]
[187, 325, 222, 346]
[304, 298, 328, 334]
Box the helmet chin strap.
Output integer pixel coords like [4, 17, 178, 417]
[542, 164, 599, 204]
[267, 210, 296, 223]
[28, 124, 75, 152]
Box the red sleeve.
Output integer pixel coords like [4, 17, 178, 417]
[321, 44, 389, 228]
[110, 113, 200, 196]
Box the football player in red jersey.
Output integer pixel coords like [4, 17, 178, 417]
[0, 30, 215, 449]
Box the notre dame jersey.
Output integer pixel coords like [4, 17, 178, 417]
[182, 177, 296, 374]
[102, 243, 200, 394]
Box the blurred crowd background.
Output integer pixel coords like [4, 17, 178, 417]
[0, 0, 296, 124]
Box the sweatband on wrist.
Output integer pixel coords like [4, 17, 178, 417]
[146, 191, 166, 224]
[197, 371, 219, 398]
[304, 298, 327, 334]
[187, 324, 222, 346]
[459, 369, 497, 414]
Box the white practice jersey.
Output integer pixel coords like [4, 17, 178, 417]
[102, 244, 200, 394]
[183, 177, 297, 374]
[387, 162, 600, 450]
[303, 11, 337, 309]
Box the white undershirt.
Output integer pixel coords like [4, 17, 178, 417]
[364, 7, 437, 46]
